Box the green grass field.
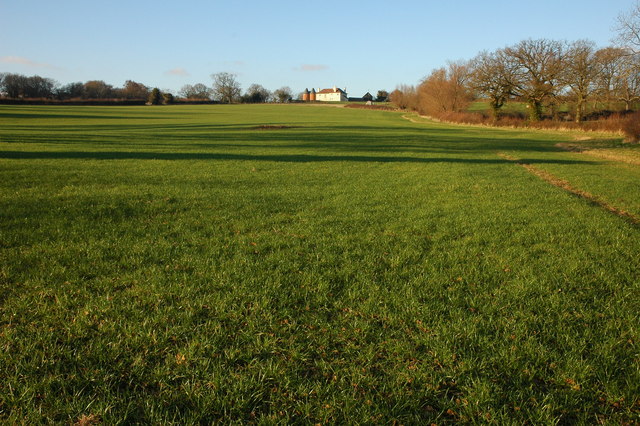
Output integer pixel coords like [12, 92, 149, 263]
[1, 104, 639, 423]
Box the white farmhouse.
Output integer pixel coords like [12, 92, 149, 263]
[315, 86, 348, 102]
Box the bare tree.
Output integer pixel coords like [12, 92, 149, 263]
[0, 73, 56, 98]
[178, 83, 212, 100]
[273, 86, 293, 103]
[56, 82, 84, 100]
[469, 50, 513, 121]
[26, 75, 57, 98]
[417, 61, 472, 116]
[83, 80, 114, 99]
[563, 40, 600, 122]
[242, 84, 271, 103]
[121, 80, 150, 100]
[614, 53, 640, 110]
[595, 47, 629, 109]
[1, 73, 27, 98]
[502, 39, 567, 121]
[211, 72, 241, 103]
[616, 1, 640, 54]
[389, 85, 418, 110]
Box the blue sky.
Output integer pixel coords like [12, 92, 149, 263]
[0, 0, 635, 97]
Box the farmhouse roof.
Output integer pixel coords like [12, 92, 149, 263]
[317, 87, 346, 94]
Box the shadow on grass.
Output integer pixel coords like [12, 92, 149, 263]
[0, 150, 597, 165]
[0, 125, 571, 157]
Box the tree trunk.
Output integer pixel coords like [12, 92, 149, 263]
[575, 98, 584, 123]
[491, 106, 500, 123]
[528, 100, 542, 121]
[490, 98, 502, 123]
[551, 103, 560, 121]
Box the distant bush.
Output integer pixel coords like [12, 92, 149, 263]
[148, 88, 161, 105]
[389, 85, 419, 110]
[163, 93, 174, 105]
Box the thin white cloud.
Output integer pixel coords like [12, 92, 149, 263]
[297, 64, 329, 72]
[165, 67, 190, 76]
[1, 55, 59, 69]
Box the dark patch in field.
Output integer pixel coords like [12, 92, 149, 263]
[252, 125, 297, 130]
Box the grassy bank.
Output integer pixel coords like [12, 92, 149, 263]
[0, 105, 638, 423]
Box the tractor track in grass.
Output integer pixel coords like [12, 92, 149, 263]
[498, 152, 640, 227]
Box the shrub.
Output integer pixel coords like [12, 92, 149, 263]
[163, 93, 174, 105]
[437, 111, 488, 125]
[147, 88, 161, 105]
[621, 112, 640, 143]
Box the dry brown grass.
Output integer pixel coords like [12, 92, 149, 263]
[344, 103, 398, 111]
[396, 101, 639, 141]
[74, 414, 101, 425]
[621, 112, 640, 143]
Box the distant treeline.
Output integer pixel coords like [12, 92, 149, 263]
[0, 71, 390, 106]
[0, 98, 146, 106]
[0, 75, 154, 101]
[0, 72, 296, 104]
[0, 98, 218, 106]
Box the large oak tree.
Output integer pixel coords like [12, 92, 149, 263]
[502, 39, 566, 121]
[211, 72, 241, 104]
[469, 50, 513, 121]
[563, 40, 600, 122]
